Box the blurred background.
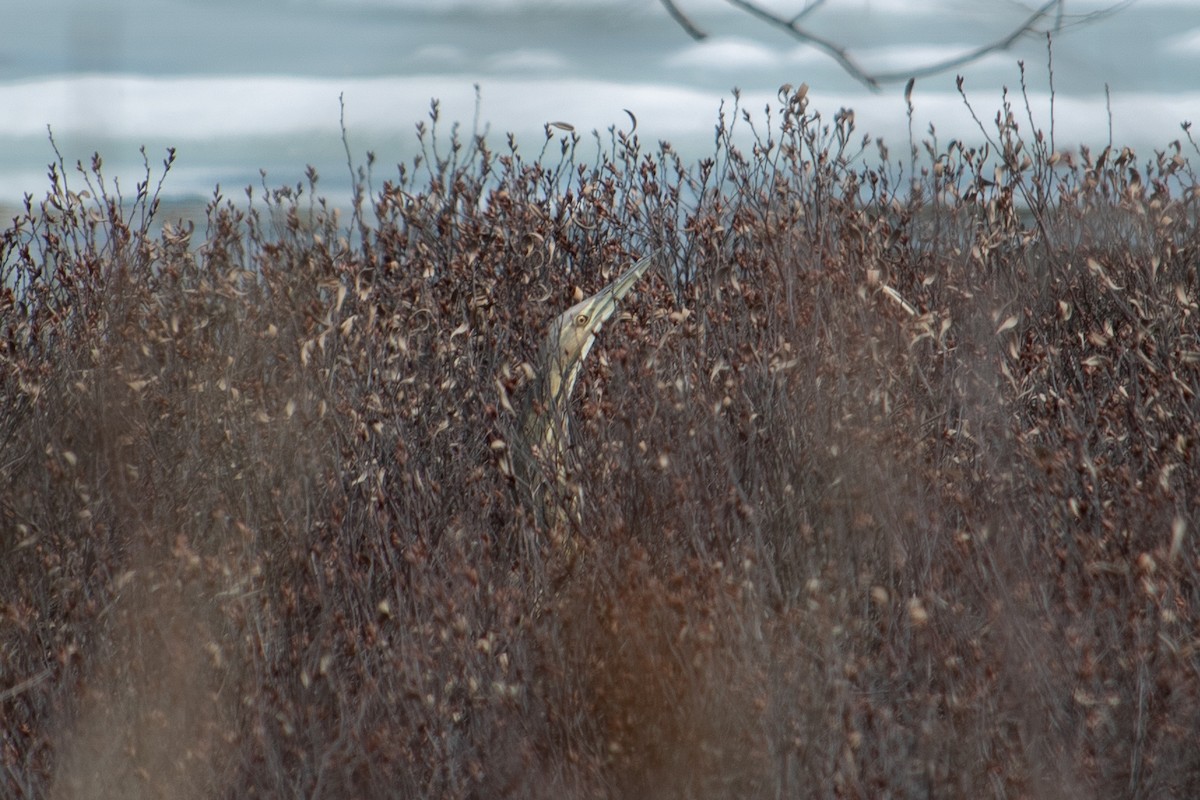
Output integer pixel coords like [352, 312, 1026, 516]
[2, 0, 1196, 209]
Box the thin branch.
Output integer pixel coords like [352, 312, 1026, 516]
[0, 668, 52, 703]
[1058, 0, 1136, 30]
[869, 0, 1061, 85]
[660, 0, 1124, 93]
[789, 0, 828, 25]
[658, 0, 708, 41]
[721, 0, 880, 90]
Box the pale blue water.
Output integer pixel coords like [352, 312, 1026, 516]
[3, 0, 1199, 209]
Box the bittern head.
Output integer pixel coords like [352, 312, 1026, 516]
[541, 253, 656, 406]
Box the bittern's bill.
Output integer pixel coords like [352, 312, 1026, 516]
[515, 252, 656, 527]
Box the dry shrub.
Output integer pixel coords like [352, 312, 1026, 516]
[3, 84, 1200, 798]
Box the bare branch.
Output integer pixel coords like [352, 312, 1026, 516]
[789, 0, 828, 25]
[869, 0, 1060, 85]
[659, 0, 708, 41]
[660, 0, 1126, 93]
[1058, 0, 1136, 30]
[721, 0, 880, 90]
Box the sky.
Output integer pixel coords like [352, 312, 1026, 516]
[2, 0, 1198, 206]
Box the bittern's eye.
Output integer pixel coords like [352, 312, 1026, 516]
[576, 314, 589, 326]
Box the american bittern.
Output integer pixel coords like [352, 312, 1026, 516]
[513, 252, 656, 528]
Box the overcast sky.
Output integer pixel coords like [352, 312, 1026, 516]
[2, 0, 1197, 203]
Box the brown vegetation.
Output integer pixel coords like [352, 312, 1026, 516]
[3, 82, 1200, 798]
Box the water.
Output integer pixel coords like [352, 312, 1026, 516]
[3, 0, 1199, 214]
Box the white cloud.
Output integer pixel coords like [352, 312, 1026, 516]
[486, 49, 570, 73]
[410, 45, 467, 67]
[665, 38, 782, 70]
[856, 44, 988, 71]
[664, 37, 839, 74]
[3, 73, 1195, 204]
[1166, 27, 1200, 55]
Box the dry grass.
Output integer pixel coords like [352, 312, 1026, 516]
[3, 84, 1200, 798]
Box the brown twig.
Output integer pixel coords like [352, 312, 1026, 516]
[658, 0, 708, 41]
